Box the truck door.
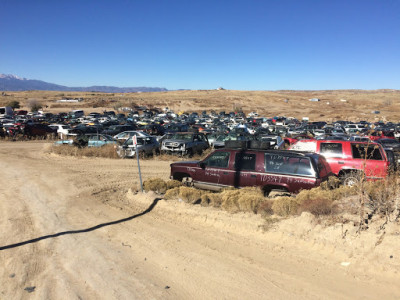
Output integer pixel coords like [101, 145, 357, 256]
[233, 151, 257, 187]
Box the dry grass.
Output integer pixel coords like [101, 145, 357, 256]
[143, 178, 168, 194]
[49, 144, 119, 158]
[164, 185, 269, 214]
[220, 187, 265, 213]
[272, 197, 299, 217]
[164, 187, 181, 200]
[148, 175, 400, 221]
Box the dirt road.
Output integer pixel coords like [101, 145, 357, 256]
[0, 142, 399, 299]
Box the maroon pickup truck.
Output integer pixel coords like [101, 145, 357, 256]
[170, 148, 333, 196]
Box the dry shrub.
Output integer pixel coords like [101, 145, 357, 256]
[164, 187, 181, 200]
[152, 153, 182, 162]
[363, 176, 400, 216]
[220, 187, 265, 213]
[178, 186, 205, 204]
[257, 199, 274, 216]
[80, 145, 119, 158]
[294, 185, 357, 216]
[320, 176, 341, 190]
[297, 198, 332, 216]
[166, 180, 182, 190]
[296, 185, 357, 204]
[164, 186, 203, 203]
[200, 192, 223, 207]
[143, 178, 167, 194]
[49, 144, 119, 159]
[49, 145, 79, 156]
[272, 196, 298, 217]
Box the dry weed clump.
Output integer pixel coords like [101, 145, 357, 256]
[220, 187, 265, 213]
[178, 186, 205, 204]
[49, 144, 119, 159]
[272, 196, 298, 217]
[200, 193, 223, 207]
[164, 187, 181, 200]
[297, 198, 333, 216]
[164, 186, 206, 203]
[257, 199, 274, 216]
[363, 176, 400, 219]
[166, 180, 182, 190]
[143, 178, 168, 194]
[80, 145, 119, 158]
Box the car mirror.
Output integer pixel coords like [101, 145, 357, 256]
[199, 162, 206, 169]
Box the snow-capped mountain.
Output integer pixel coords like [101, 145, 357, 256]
[0, 74, 27, 80]
[0, 73, 167, 92]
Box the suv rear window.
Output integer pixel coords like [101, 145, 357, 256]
[234, 153, 256, 170]
[265, 154, 314, 176]
[351, 144, 383, 160]
[320, 143, 343, 157]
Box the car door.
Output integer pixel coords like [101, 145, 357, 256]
[195, 151, 234, 188]
[233, 151, 257, 187]
[350, 143, 387, 178]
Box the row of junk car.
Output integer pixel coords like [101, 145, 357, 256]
[2, 107, 400, 195]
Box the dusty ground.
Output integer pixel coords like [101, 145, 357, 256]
[1, 141, 400, 299]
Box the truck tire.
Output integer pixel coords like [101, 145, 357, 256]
[340, 171, 362, 186]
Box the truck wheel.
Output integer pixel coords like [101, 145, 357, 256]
[341, 172, 362, 186]
[182, 176, 193, 187]
[186, 149, 193, 158]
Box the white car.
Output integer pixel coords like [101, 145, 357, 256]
[49, 124, 72, 138]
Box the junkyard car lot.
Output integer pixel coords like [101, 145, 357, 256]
[2, 105, 400, 193]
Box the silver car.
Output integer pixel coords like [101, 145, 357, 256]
[117, 136, 159, 158]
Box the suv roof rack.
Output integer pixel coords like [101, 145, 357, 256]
[224, 140, 271, 150]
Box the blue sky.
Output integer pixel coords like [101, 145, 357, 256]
[1, 0, 399, 90]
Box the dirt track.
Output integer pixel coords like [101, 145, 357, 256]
[0, 141, 399, 299]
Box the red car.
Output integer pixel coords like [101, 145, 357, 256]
[284, 134, 315, 147]
[368, 130, 395, 141]
[289, 140, 391, 185]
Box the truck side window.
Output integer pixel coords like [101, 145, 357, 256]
[351, 144, 383, 160]
[234, 153, 256, 171]
[320, 143, 343, 158]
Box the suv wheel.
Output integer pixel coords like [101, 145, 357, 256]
[341, 172, 362, 186]
[185, 149, 193, 158]
[182, 176, 193, 187]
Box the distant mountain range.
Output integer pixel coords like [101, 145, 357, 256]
[0, 74, 168, 93]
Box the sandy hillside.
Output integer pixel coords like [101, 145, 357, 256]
[0, 141, 399, 299]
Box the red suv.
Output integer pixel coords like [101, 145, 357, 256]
[170, 147, 333, 195]
[289, 140, 391, 185]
